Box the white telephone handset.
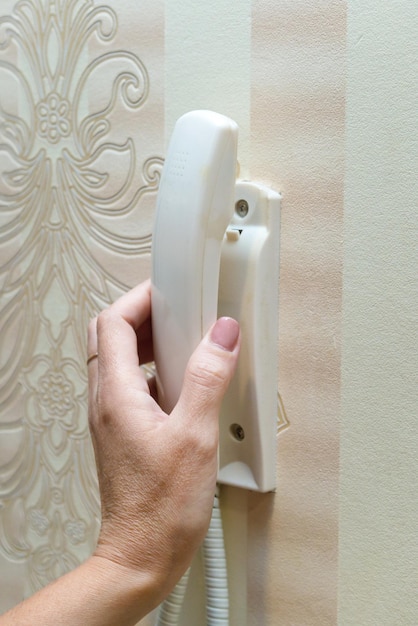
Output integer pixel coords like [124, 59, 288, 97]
[151, 110, 238, 412]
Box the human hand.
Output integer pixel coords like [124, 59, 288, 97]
[87, 280, 240, 607]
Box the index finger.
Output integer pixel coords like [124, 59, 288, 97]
[107, 278, 151, 329]
[96, 280, 152, 395]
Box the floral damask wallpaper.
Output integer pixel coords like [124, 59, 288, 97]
[0, 0, 163, 605]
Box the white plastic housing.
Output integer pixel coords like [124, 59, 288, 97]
[217, 181, 281, 492]
[151, 110, 238, 412]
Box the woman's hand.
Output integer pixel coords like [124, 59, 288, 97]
[87, 279, 240, 604]
[1, 280, 239, 625]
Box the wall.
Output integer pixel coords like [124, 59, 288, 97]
[340, 2, 418, 624]
[0, 1, 417, 625]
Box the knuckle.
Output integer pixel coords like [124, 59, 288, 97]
[96, 381, 118, 424]
[187, 355, 228, 391]
[96, 306, 115, 332]
[179, 423, 218, 460]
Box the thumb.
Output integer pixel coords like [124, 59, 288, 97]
[174, 317, 240, 425]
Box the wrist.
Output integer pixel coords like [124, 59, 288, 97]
[0, 553, 165, 626]
[86, 553, 164, 624]
[94, 519, 196, 603]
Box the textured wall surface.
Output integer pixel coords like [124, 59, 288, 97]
[0, 0, 164, 611]
[0, 1, 417, 625]
[339, 3, 418, 624]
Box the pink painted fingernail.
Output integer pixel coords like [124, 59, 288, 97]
[210, 317, 240, 352]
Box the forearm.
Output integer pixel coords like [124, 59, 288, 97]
[0, 555, 159, 626]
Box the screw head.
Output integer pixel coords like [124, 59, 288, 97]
[230, 423, 245, 441]
[235, 199, 249, 218]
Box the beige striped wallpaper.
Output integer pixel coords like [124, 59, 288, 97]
[1, 1, 417, 625]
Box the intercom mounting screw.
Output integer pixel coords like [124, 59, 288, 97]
[235, 199, 249, 218]
[230, 423, 245, 441]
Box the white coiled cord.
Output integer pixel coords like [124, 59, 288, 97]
[155, 492, 229, 626]
[155, 568, 190, 626]
[202, 493, 229, 625]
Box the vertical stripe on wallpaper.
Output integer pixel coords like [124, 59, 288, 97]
[164, 0, 252, 175]
[250, 2, 346, 625]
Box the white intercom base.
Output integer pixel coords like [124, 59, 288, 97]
[217, 180, 281, 493]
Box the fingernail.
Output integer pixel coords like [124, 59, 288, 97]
[210, 317, 240, 352]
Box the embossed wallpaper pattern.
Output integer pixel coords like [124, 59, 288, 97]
[0, 0, 163, 608]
